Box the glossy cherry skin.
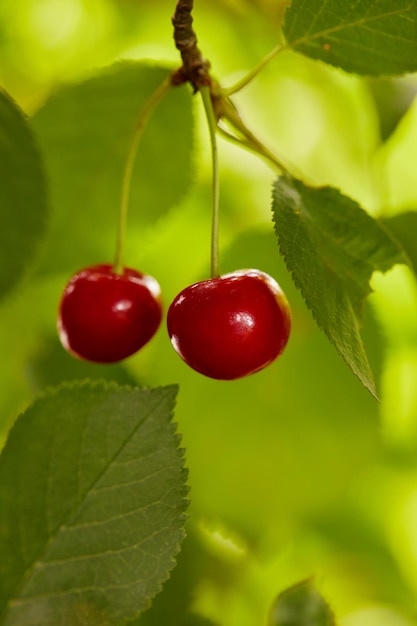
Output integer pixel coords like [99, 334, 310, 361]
[167, 269, 291, 380]
[58, 264, 162, 363]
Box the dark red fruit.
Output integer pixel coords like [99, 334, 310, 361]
[167, 269, 291, 380]
[58, 264, 162, 363]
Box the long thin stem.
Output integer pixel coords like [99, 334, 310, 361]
[220, 97, 290, 172]
[200, 85, 221, 278]
[217, 125, 282, 173]
[218, 95, 308, 180]
[224, 42, 284, 96]
[113, 75, 173, 274]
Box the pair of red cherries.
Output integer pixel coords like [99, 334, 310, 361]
[58, 263, 291, 380]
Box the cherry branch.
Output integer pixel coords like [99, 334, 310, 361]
[172, 0, 211, 89]
[171, 0, 300, 180]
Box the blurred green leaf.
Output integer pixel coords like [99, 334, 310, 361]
[177, 617, 218, 626]
[307, 506, 410, 608]
[367, 77, 417, 141]
[0, 381, 187, 626]
[268, 580, 336, 626]
[272, 175, 407, 398]
[283, 0, 417, 76]
[0, 89, 48, 300]
[31, 61, 194, 274]
[380, 211, 417, 277]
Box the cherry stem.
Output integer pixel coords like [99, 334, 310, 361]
[220, 96, 290, 174]
[224, 41, 284, 96]
[113, 75, 173, 274]
[200, 85, 221, 279]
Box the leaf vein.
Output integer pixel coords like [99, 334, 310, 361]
[287, 5, 417, 49]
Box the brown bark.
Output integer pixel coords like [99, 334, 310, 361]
[172, 0, 211, 90]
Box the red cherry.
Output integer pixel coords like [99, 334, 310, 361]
[167, 269, 291, 380]
[58, 264, 162, 363]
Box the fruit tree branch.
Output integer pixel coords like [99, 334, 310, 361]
[172, 0, 211, 89]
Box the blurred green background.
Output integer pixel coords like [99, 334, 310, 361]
[1, 1, 417, 624]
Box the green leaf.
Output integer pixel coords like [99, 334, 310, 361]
[380, 211, 417, 277]
[0, 90, 49, 300]
[0, 381, 188, 626]
[283, 0, 417, 76]
[31, 61, 194, 274]
[268, 579, 336, 626]
[130, 525, 221, 626]
[272, 175, 407, 398]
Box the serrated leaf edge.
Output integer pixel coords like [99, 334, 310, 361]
[271, 178, 380, 398]
[0, 379, 189, 625]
